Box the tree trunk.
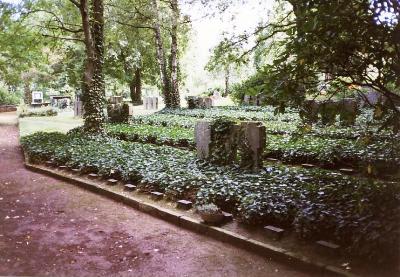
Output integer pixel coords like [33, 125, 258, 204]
[79, 0, 106, 133]
[130, 67, 143, 105]
[224, 66, 230, 97]
[151, 0, 171, 106]
[23, 81, 31, 105]
[169, 0, 180, 108]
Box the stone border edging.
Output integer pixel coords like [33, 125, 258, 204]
[24, 162, 359, 277]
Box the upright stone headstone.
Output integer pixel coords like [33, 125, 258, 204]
[194, 121, 212, 159]
[300, 100, 319, 123]
[109, 96, 123, 104]
[195, 119, 266, 171]
[213, 91, 221, 99]
[152, 97, 159, 110]
[144, 97, 151, 110]
[203, 97, 213, 108]
[340, 98, 358, 126]
[74, 101, 84, 117]
[320, 100, 338, 125]
[240, 121, 266, 170]
[128, 104, 134, 116]
[243, 95, 251, 105]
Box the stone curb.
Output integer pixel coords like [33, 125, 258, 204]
[24, 162, 359, 277]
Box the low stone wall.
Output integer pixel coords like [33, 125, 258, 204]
[0, 105, 17, 113]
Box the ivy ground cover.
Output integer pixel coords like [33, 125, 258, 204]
[21, 131, 400, 264]
[107, 121, 400, 177]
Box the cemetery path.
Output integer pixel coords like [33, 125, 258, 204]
[0, 112, 316, 277]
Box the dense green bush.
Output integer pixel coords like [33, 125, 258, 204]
[19, 107, 58, 118]
[21, 131, 400, 264]
[0, 86, 19, 105]
[106, 123, 194, 148]
[266, 134, 400, 175]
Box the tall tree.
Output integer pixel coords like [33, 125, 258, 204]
[69, 0, 106, 132]
[219, 0, 400, 127]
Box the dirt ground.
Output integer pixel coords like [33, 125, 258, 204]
[0, 112, 316, 277]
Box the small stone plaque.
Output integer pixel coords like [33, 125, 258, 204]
[58, 165, 67, 170]
[124, 184, 137, 191]
[222, 212, 233, 222]
[150, 191, 163, 201]
[316, 240, 340, 255]
[107, 179, 118, 186]
[264, 225, 285, 240]
[177, 200, 193, 210]
[72, 168, 81, 174]
[339, 168, 355, 174]
[301, 163, 316, 169]
[88, 173, 98, 179]
[46, 161, 54, 167]
[266, 158, 279, 162]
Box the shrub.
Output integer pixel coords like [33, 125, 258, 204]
[0, 85, 19, 105]
[20, 131, 400, 264]
[19, 107, 58, 118]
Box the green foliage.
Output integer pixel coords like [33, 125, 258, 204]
[106, 123, 194, 148]
[19, 107, 58, 118]
[219, 0, 400, 127]
[107, 103, 130, 124]
[0, 84, 19, 105]
[21, 131, 400, 263]
[209, 117, 237, 165]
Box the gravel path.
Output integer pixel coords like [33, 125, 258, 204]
[0, 112, 316, 277]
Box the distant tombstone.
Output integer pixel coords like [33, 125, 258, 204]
[144, 97, 150, 110]
[194, 121, 212, 159]
[195, 120, 266, 171]
[320, 100, 338, 125]
[109, 96, 123, 104]
[152, 97, 159, 110]
[239, 121, 266, 170]
[243, 95, 251, 105]
[340, 98, 358, 126]
[361, 88, 382, 107]
[31, 91, 43, 104]
[74, 101, 84, 117]
[213, 91, 221, 99]
[300, 100, 320, 123]
[128, 104, 134, 116]
[202, 97, 213, 108]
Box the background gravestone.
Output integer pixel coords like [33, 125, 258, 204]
[239, 121, 266, 171]
[300, 100, 319, 124]
[340, 98, 358, 126]
[320, 100, 338, 125]
[195, 119, 266, 171]
[194, 121, 212, 159]
[109, 96, 123, 104]
[202, 97, 213, 108]
[152, 97, 159, 110]
[74, 101, 84, 117]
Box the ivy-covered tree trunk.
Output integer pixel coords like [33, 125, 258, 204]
[151, 0, 171, 107]
[169, 0, 180, 108]
[79, 0, 106, 133]
[224, 66, 230, 97]
[130, 67, 143, 105]
[23, 81, 31, 104]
